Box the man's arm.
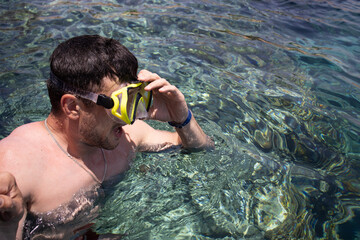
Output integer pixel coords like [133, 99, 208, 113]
[134, 70, 214, 151]
[0, 172, 26, 240]
[170, 110, 213, 149]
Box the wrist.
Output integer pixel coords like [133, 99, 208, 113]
[168, 110, 192, 129]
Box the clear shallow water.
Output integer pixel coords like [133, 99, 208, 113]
[1, 0, 360, 239]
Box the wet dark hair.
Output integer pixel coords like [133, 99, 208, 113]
[47, 35, 138, 114]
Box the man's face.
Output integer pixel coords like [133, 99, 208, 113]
[78, 77, 127, 150]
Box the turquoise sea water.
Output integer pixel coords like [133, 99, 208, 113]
[1, 0, 360, 239]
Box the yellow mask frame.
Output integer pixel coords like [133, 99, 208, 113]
[49, 71, 152, 125]
[110, 82, 152, 124]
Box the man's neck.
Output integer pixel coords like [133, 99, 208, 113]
[45, 114, 100, 160]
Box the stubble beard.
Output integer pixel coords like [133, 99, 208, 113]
[79, 125, 119, 151]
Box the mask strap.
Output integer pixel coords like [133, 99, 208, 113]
[97, 94, 114, 109]
[49, 71, 88, 96]
[49, 71, 112, 107]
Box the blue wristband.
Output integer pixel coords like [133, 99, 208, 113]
[168, 110, 192, 129]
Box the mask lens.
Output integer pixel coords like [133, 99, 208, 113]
[141, 84, 151, 109]
[132, 95, 149, 120]
[127, 86, 150, 122]
[114, 92, 123, 116]
[110, 83, 152, 124]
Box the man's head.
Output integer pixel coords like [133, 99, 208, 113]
[47, 35, 138, 115]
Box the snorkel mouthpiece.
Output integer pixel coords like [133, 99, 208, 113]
[96, 94, 114, 109]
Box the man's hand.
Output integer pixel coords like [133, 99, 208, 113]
[137, 69, 214, 150]
[138, 69, 189, 124]
[0, 171, 25, 238]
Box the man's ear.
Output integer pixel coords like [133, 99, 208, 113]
[60, 94, 80, 120]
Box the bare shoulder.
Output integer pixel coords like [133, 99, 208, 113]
[0, 121, 45, 151]
[0, 121, 46, 197]
[0, 122, 47, 165]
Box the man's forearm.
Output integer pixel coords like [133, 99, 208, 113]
[175, 115, 214, 149]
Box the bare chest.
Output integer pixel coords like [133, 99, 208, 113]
[24, 184, 104, 239]
[30, 148, 133, 212]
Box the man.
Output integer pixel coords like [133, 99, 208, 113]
[0, 35, 213, 239]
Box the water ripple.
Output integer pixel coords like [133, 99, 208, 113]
[1, 0, 360, 239]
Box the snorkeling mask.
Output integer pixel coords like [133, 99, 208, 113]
[107, 82, 152, 124]
[49, 71, 152, 125]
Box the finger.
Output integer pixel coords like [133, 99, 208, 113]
[0, 172, 14, 194]
[144, 78, 171, 91]
[0, 195, 14, 211]
[158, 85, 186, 100]
[138, 70, 161, 82]
[0, 172, 23, 210]
[0, 194, 24, 223]
[0, 195, 16, 222]
[158, 85, 179, 93]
